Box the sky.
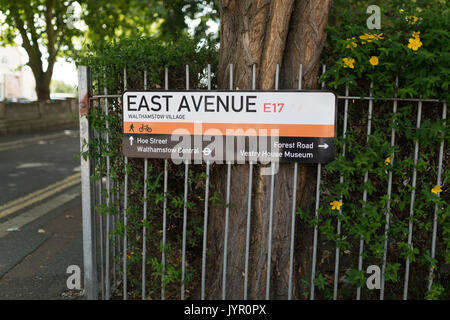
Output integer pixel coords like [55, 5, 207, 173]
[53, 60, 78, 87]
[15, 46, 77, 87]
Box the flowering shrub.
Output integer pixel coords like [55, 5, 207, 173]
[300, 1, 450, 300]
[321, 2, 449, 101]
[76, 2, 449, 300]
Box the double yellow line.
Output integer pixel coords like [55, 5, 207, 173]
[0, 173, 81, 220]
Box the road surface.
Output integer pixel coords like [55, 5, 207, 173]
[0, 128, 83, 300]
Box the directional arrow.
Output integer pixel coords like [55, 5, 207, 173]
[318, 143, 329, 149]
[129, 136, 134, 146]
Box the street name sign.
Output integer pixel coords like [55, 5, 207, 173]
[122, 90, 337, 163]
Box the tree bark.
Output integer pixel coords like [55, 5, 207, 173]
[10, 3, 59, 102]
[35, 73, 52, 102]
[205, 0, 332, 300]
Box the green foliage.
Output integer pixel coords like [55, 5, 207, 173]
[79, 35, 218, 299]
[50, 80, 76, 94]
[303, 0, 450, 300]
[425, 283, 445, 300]
[0, 0, 218, 100]
[76, 35, 218, 92]
[0, 0, 83, 52]
[0, 0, 84, 99]
[81, 0, 218, 43]
[77, 1, 449, 301]
[321, 0, 450, 102]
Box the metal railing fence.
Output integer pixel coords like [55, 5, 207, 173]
[78, 63, 447, 300]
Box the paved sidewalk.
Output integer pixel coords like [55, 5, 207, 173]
[0, 196, 83, 300]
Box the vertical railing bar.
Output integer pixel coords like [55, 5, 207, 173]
[403, 99, 422, 300]
[123, 67, 128, 300]
[141, 70, 148, 300]
[288, 63, 303, 300]
[92, 76, 102, 297]
[201, 64, 212, 300]
[116, 185, 120, 288]
[90, 132, 99, 299]
[244, 162, 253, 300]
[288, 162, 298, 300]
[333, 83, 349, 300]
[201, 161, 210, 300]
[95, 74, 105, 300]
[244, 63, 256, 300]
[266, 161, 276, 300]
[427, 101, 447, 293]
[97, 129, 105, 300]
[161, 67, 169, 300]
[142, 159, 148, 300]
[117, 92, 122, 291]
[90, 91, 100, 300]
[207, 64, 211, 91]
[380, 76, 398, 300]
[181, 64, 189, 300]
[265, 64, 279, 300]
[222, 63, 233, 300]
[79, 65, 97, 300]
[104, 71, 111, 300]
[111, 179, 116, 289]
[310, 164, 321, 301]
[222, 159, 232, 300]
[310, 64, 326, 300]
[357, 81, 373, 300]
[181, 160, 189, 300]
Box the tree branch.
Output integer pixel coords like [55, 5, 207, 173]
[45, 0, 56, 58]
[10, 7, 43, 76]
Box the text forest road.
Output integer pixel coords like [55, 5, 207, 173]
[0, 128, 84, 300]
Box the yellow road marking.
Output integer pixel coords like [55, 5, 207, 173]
[0, 173, 81, 220]
[0, 173, 80, 212]
[0, 131, 78, 152]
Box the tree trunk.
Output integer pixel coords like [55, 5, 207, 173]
[28, 53, 53, 102]
[205, 0, 332, 300]
[35, 75, 52, 102]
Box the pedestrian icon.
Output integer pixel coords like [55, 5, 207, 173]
[129, 123, 134, 132]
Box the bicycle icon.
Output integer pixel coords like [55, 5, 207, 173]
[139, 124, 152, 133]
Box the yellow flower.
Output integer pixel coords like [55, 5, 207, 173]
[359, 33, 384, 41]
[408, 37, 423, 51]
[346, 41, 357, 49]
[385, 157, 391, 165]
[369, 56, 379, 66]
[408, 16, 419, 25]
[342, 57, 355, 69]
[431, 185, 442, 194]
[330, 200, 343, 211]
[412, 31, 420, 38]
